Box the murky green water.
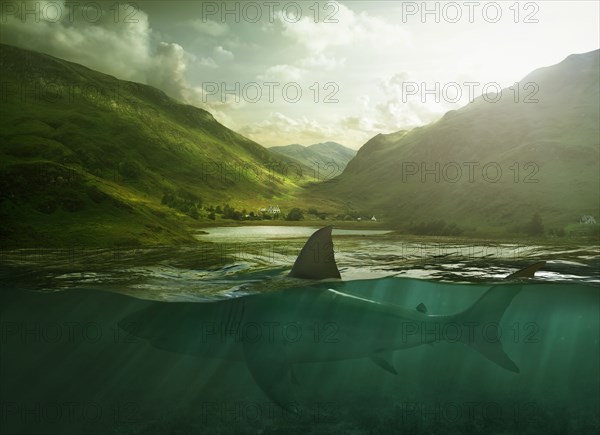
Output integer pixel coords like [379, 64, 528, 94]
[1, 229, 598, 434]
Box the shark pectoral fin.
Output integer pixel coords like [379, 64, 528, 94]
[505, 261, 546, 279]
[416, 303, 428, 314]
[242, 340, 299, 414]
[370, 352, 398, 375]
[288, 226, 341, 280]
[470, 339, 520, 373]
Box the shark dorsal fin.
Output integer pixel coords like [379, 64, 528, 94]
[416, 302, 428, 313]
[505, 261, 546, 279]
[288, 226, 341, 280]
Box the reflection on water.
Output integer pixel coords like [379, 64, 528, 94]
[196, 225, 392, 241]
[1, 227, 598, 301]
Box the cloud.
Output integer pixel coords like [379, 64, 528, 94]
[278, 2, 409, 54]
[257, 64, 304, 82]
[372, 72, 458, 129]
[238, 112, 336, 146]
[236, 70, 451, 148]
[255, 1, 399, 87]
[0, 1, 219, 111]
[299, 53, 346, 71]
[256, 53, 345, 84]
[213, 45, 234, 61]
[187, 19, 228, 37]
[1, 1, 151, 82]
[238, 111, 376, 149]
[194, 56, 219, 69]
[146, 42, 190, 102]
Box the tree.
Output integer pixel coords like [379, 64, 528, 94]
[223, 204, 234, 219]
[526, 212, 544, 236]
[286, 208, 304, 221]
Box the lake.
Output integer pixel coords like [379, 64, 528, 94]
[1, 226, 599, 434]
[1, 226, 598, 301]
[196, 225, 393, 241]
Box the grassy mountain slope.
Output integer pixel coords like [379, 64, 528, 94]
[309, 50, 600, 237]
[0, 44, 308, 247]
[270, 141, 357, 175]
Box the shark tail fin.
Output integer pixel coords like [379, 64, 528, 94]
[449, 262, 545, 373]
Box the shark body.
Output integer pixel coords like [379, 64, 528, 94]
[120, 226, 544, 412]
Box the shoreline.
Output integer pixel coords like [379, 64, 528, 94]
[1, 220, 596, 249]
[191, 220, 599, 247]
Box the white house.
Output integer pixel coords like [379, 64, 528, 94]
[580, 215, 596, 224]
[371, 216, 377, 221]
[268, 205, 281, 215]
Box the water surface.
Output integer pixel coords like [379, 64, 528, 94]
[1, 226, 598, 301]
[1, 226, 598, 434]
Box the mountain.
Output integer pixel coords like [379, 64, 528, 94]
[310, 50, 600, 237]
[0, 44, 308, 247]
[270, 142, 357, 177]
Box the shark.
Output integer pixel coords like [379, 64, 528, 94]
[119, 226, 545, 412]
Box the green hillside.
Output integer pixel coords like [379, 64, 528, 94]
[309, 50, 600, 238]
[2, 43, 598, 246]
[270, 141, 357, 176]
[0, 44, 309, 247]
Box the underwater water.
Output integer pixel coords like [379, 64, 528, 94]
[1, 232, 598, 434]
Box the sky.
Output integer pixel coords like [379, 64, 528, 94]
[1, 1, 599, 148]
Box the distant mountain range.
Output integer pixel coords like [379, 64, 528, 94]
[0, 43, 308, 246]
[270, 142, 357, 176]
[310, 50, 600, 237]
[2, 43, 598, 246]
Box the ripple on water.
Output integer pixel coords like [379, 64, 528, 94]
[1, 236, 598, 299]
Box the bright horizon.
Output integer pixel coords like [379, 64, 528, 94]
[2, 1, 599, 148]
